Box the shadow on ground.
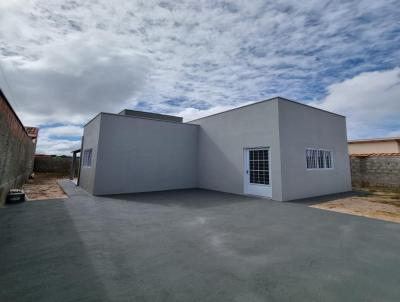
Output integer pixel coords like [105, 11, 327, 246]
[286, 190, 370, 205]
[0, 200, 109, 302]
[102, 188, 261, 209]
[1, 182, 400, 302]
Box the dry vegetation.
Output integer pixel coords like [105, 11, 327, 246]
[23, 173, 69, 200]
[311, 187, 400, 223]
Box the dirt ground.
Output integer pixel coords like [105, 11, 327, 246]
[22, 175, 400, 223]
[23, 173, 69, 200]
[311, 188, 400, 223]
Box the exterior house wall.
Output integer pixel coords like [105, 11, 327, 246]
[0, 90, 35, 206]
[91, 113, 198, 195]
[79, 114, 102, 194]
[348, 141, 400, 154]
[278, 100, 352, 201]
[79, 98, 351, 201]
[190, 99, 283, 201]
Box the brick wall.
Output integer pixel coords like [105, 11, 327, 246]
[34, 155, 79, 175]
[351, 155, 400, 188]
[0, 90, 35, 206]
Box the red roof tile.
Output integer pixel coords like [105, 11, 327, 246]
[350, 153, 400, 157]
[25, 127, 39, 138]
[348, 137, 400, 143]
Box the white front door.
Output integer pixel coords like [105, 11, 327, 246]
[244, 148, 272, 198]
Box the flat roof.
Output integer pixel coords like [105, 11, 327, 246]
[119, 109, 183, 123]
[84, 96, 345, 127]
[84, 111, 198, 128]
[348, 137, 400, 143]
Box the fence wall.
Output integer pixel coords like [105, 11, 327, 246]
[351, 155, 400, 188]
[0, 90, 35, 206]
[34, 155, 79, 176]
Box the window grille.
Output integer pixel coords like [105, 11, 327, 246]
[83, 149, 92, 167]
[306, 149, 333, 169]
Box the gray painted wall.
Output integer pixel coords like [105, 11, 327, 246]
[80, 98, 351, 201]
[79, 114, 101, 194]
[92, 113, 198, 195]
[190, 99, 284, 201]
[278, 99, 352, 201]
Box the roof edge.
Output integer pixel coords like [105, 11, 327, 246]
[119, 109, 183, 123]
[276, 97, 346, 118]
[0, 88, 30, 137]
[187, 97, 280, 123]
[187, 96, 345, 123]
[349, 137, 400, 143]
[84, 112, 199, 127]
[350, 153, 400, 157]
[83, 112, 102, 128]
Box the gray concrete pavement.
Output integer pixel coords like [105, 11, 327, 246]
[1, 180, 400, 302]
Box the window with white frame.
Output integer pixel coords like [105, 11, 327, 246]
[306, 149, 333, 169]
[83, 149, 92, 167]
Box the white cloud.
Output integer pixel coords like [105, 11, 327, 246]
[34, 125, 83, 155]
[309, 68, 400, 139]
[1, 33, 151, 126]
[387, 130, 400, 137]
[0, 0, 399, 153]
[35, 137, 81, 155]
[40, 125, 83, 138]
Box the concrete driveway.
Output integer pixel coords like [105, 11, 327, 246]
[1, 181, 400, 302]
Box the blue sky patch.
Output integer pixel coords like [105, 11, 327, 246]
[0, 0, 399, 154]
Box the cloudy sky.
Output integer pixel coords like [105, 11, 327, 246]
[0, 0, 399, 155]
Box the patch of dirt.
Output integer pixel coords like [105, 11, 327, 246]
[311, 188, 400, 223]
[23, 173, 69, 200]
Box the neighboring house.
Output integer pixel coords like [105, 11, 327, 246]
[0, 88, 35, 205]
[25, 127, 39, 155]
[348, 137, 400, 155]
[79, 97, 351, 201]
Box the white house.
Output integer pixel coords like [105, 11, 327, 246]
[79, 97, 352, 201]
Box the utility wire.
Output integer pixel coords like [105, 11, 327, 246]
[0, 59, 22, 113]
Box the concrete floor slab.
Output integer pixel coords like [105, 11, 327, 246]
[1, 180, 400, 302]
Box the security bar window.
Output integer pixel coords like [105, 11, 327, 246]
[306, 149, 333, 169]
[83, 149, 92, 167]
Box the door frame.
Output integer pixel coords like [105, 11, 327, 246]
[243, 147, 272, 198]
